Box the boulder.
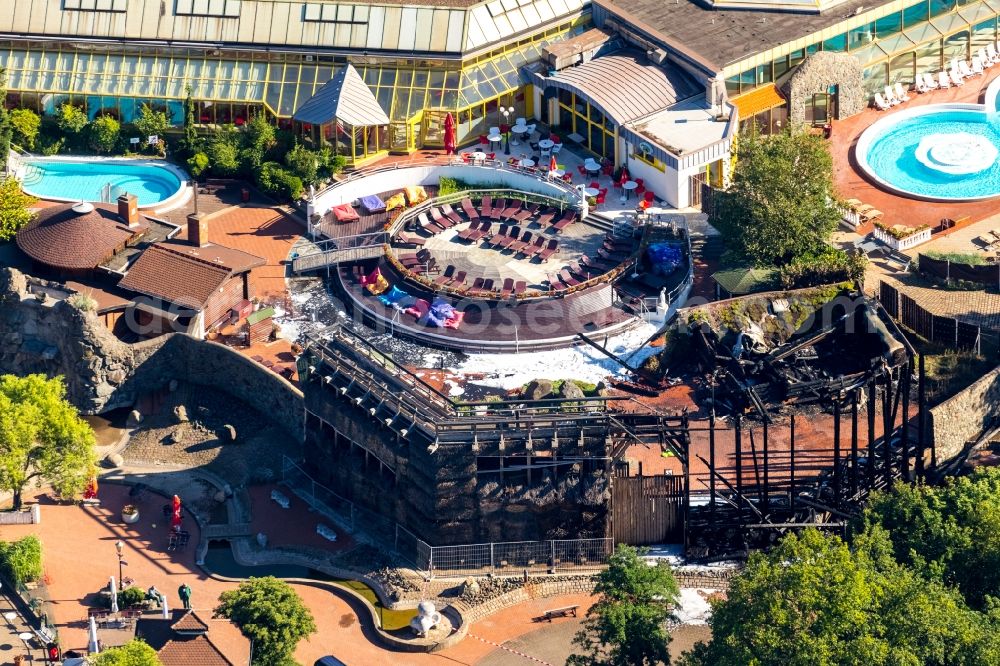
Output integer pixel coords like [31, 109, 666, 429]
[173, 405, 189, 422]
[126, 410, 143, 427]
[462, 577, 481, 597]
[220, 425, 237, 443]
[164, 428, 184, 445]
[524, 379, 553, 401]
[559, 381, 585, 400]
[107, 453, 124, 468]
[213, 490, 227, 503]
[106, 369, 126, 385]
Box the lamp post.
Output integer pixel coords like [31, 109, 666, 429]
[500, 105, 515, 154]
[114, 541, 125, 585]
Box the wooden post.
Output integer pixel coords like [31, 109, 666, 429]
[851, 390, 859, 497]
[833, 398, 842, 504]
[882, 370, 894, 488]
[709, 411, 716, 515]
[762, 419, 770, 512]
[789, 414, 796, 513]
[901, 357, 912, 482]
[735, 414, 743, 523]
[867, 378, 876, 491]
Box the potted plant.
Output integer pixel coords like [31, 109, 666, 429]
[121, 504, 139, 524]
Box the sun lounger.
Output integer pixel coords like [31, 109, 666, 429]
[535, 209, 556, 226]
[976, 234, 997, 248]
[500, 278, 514, 299]
[471, 277, 485, 292]
[559, 268, 581, 287]
[873, 92, 892, 111]
[893, 82, 911, 103]
[547, 274, 566, 291]
[501, 201, 522, 220]
[552, 211, 576, 232]
[461, 198, 480, 220]
[442, 203, 464, 225]
[960, 59, 975, 78]
[489, 199, 506, 220]
[487, 224, 510, 246]
[509, 231, 532, 254]
[538, 239, 559, 262]
[514, 203, 539, 222]
[399, 249, 432, 266]
[988, 44, 999, 63]
[396, 232, 426, 246]
[468, 221, 492, 242]
[522, 235, 545, 258]
[497, 226, 523, 250]
[598, 247, 629, 263]
[514, 281, 526, 296]
[430, 207, 454, 229]
[457, 220, 482, 241]
[915, 76, 929, 94]
[452, 270, 468, 288]
[482, 278, 495, 295]
[434, 265, 456, 286]
[480, 195, 492, 218]
[938, 71, 952, 89]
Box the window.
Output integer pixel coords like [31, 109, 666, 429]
[63, 0, 127, 11]
[823, 33, 848, 52]
[175, 0, 241, 18]
[903, 2, 930, 28]
[875, 12, 903, 38]
[303, 3, 368, 24]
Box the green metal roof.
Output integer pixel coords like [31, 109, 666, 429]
[246, 307, 275, 326]
[711, 267, 779, 295]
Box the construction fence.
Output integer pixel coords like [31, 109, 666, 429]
[281, 456, 614, 577]
[919, 253, 1000, 288]
[879, 281, 991, 355]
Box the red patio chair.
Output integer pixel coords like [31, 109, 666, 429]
[479, 135, 489, 146]
[500, 278, 514, 299]
[644, 191, 655, 202]
[578, 166, 588, 176]
[589, 181, 600, 189]
[486, 152, 496, 160]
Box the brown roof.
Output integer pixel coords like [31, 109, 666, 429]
[15, 203, 146, 270]
[157, 240, 266, 275]
[171, 611, 209, 632]
[136, 611, 241, 666]
[157, 634, 236, 666]
[119, 244, 233, 310]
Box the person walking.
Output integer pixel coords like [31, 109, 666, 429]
[178, 583, 192, 610]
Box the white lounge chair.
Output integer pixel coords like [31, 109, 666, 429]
[938, 71, 952, 89]
[922, 72, 939, 91]
[988, 44, 999, 63]
[977, 48, 992, 67]
[915, 76, 929, 94]
[884, 85, 901, 105]
[973, 56, 985, 76]
[960, 59, 976, 78]
[894, 82, 911, 102]
[873, 92, 893, 111]
[950, 67, 966, 86]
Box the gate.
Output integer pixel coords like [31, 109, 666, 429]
[611, 473, 684, 545]
[689, 171, 708, 208]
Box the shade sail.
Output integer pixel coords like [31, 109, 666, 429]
[293, 64, 389, 127]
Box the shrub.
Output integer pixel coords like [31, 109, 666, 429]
[117, 585, 147, 609]
[88, 115, 121, 154]
[187, 152, 210, 178]
[67, 292, 98, 312]
[56, 104, 87, 136]
[923, 251, 988, 266]
[778, 248, 866, 290]
[259, 162, 304, 201]
[207, 138, 240, 176]
[133, 104, 170, 143]
[9, 108, 41, 150]
[318, 148, 347, 176]
[285, 143, 320, 186]
[0, 176, 37, 241]
[438, 176, 470, 197]
[0, 536, 43, 586]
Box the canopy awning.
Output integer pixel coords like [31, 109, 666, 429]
[731, 84, 786, 120]
[293, 64, 390, 127]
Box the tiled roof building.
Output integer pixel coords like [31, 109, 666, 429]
[135, 610, 249, 666]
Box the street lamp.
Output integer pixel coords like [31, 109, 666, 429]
[114, 540, 125, 585]
[499, 105, 515, 154]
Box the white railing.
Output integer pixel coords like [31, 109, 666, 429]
[874, 225, 932, 251]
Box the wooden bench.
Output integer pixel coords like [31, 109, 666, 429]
[537, 605, 579, 622]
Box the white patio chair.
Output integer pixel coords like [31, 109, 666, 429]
[884, 85, 901, 105]
[938, 71, 952, 89]
[949, 65, 965, 85]
[977, 48, 992, 67]
[551, 143, 563, 154]
[960, 59, 976, 77]
[873, 92, 892, 111]
[923, 72, 940, 90]
[973, 56, 985, 76]
[988, 43, 999, 63]
[914, 76, 929, 94]
[515, 117, 526, 126]
[894, 82, 911, 102]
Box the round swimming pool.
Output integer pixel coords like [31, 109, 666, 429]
[20, 159, 185, 207]
[855, 103, 1000, 201]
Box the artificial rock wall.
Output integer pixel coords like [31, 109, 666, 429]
[0, 268, 304, 439]
[928, 363, 1000, 463]
[781, 51, 866, 123]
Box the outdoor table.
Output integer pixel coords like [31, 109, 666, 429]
[488, 133, 503, 149]
[622, 180, 639, 199]
[511, 125, 528, 145]
[538, 139, 555, 150]
[584, 161, 601, 175]
[472, 151, 487, 163]
[520, 158, 535, 167]
[582, 186, 600, 197]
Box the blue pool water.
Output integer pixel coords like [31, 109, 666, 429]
[22, 160, 183, 206]
[863, 109, 1000, 201]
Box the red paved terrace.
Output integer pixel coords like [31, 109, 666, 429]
[832, 68, 1000, 230]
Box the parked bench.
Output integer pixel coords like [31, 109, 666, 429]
[537, 605, 579, 622]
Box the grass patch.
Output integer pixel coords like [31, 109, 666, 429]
[909, 335, 997, 405]
[924, 251, 989, 266]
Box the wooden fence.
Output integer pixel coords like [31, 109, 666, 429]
[611, 473, 684, 546]
[919, 254, 1000, 288]
[880, 281, 983, 354]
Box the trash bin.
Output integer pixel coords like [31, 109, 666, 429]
[241, 187, 250, 202]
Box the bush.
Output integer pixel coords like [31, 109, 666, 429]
[778, 248, 866, 290]
[133, 104, 170, 143]
[207, 138, 240, 176]
[117, 585, 147, 609]
[187, 152, 210, 178]
[0, 536, 43, 586]
[56, 104, 87, 136]
[88, 115, 121, 154]
[67, 292, 98, 312]
[318, 148, 347, 176]
[923, 251, 988, 266]
[438, 176, 470, 197]
[285, 143, 319, 186]
[259, 162, 304, 201]
[9, 108, 40, 150]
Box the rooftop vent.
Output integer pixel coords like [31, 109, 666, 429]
[71, 202, 95, 215]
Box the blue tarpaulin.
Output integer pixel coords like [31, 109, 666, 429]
[647, 242, 683, 275]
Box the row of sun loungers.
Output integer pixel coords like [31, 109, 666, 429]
[875, 45, 1000, 110]
[418, 197, 577, 236]
[976, 229, 1000, 249]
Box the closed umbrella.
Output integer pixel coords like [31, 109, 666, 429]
[549, 155, 558, 173]
[171, 495, 182, 530]
[161, 592, 170, 619]
[88, 616, 100, 654]
[619, 166, 630, 186]
[109, 576, 118, 614]
[443, 113, 456, 155]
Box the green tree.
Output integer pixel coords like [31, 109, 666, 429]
[0, 374, 97, 509]
[242, 113, 276, 172]
[0, 72, 11, 165]
[568, 544, 679, 666]
[91, 639, 163, 666]
[859, 469, 1000, 610]
[56, 104, 88, 136]
[187, 152, 210, 178]
[712, 125, 841, 267]
[214, 576, 316, 666]
[285, 143, 319, 186]
[681, 528, 999, 666]
[134, 103, 170, 142]
[207, 138, 240, 176]
[0, 176, 36, 241]
[178, 86, 201, 157]
[88, 115, 120, 154]
[9, 108, 40, 150]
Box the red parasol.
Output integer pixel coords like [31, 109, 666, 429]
[171, 494, 182, 529]
[619, 166, 630, 186]
[443, 113, 456, 155]
[549, 155, 558, 173]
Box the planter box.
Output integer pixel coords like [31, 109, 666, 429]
[874, 226, 931, 251]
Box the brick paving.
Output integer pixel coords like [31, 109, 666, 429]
[831, 69, 1000, 231]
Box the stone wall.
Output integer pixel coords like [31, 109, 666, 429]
[780, 51, 866, 123]
[928, 364, 1000, 463]
[0, 268, 304, 440]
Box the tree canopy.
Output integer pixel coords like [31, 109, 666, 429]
[214, 576, 316, 666]
[0, 374, 97, 509]
[680, 528, 1000, 666]
[134, 104, 170, 141]
[88, 115, 121, 154]
[9, 108, 41, 150]
[568, 544, 679, 666]
[711, 125, 841, 267]
[0, 176, 36, 242]
[91, 639, 163, 666]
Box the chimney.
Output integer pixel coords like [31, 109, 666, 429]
[117, 193, 139, 228]
[187, 213, 209, 248]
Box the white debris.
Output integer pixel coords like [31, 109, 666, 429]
[673, 588, 717, 625]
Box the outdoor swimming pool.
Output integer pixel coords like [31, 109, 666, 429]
[20, 159, 185, 207]
[856, 103, 1000, 201]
